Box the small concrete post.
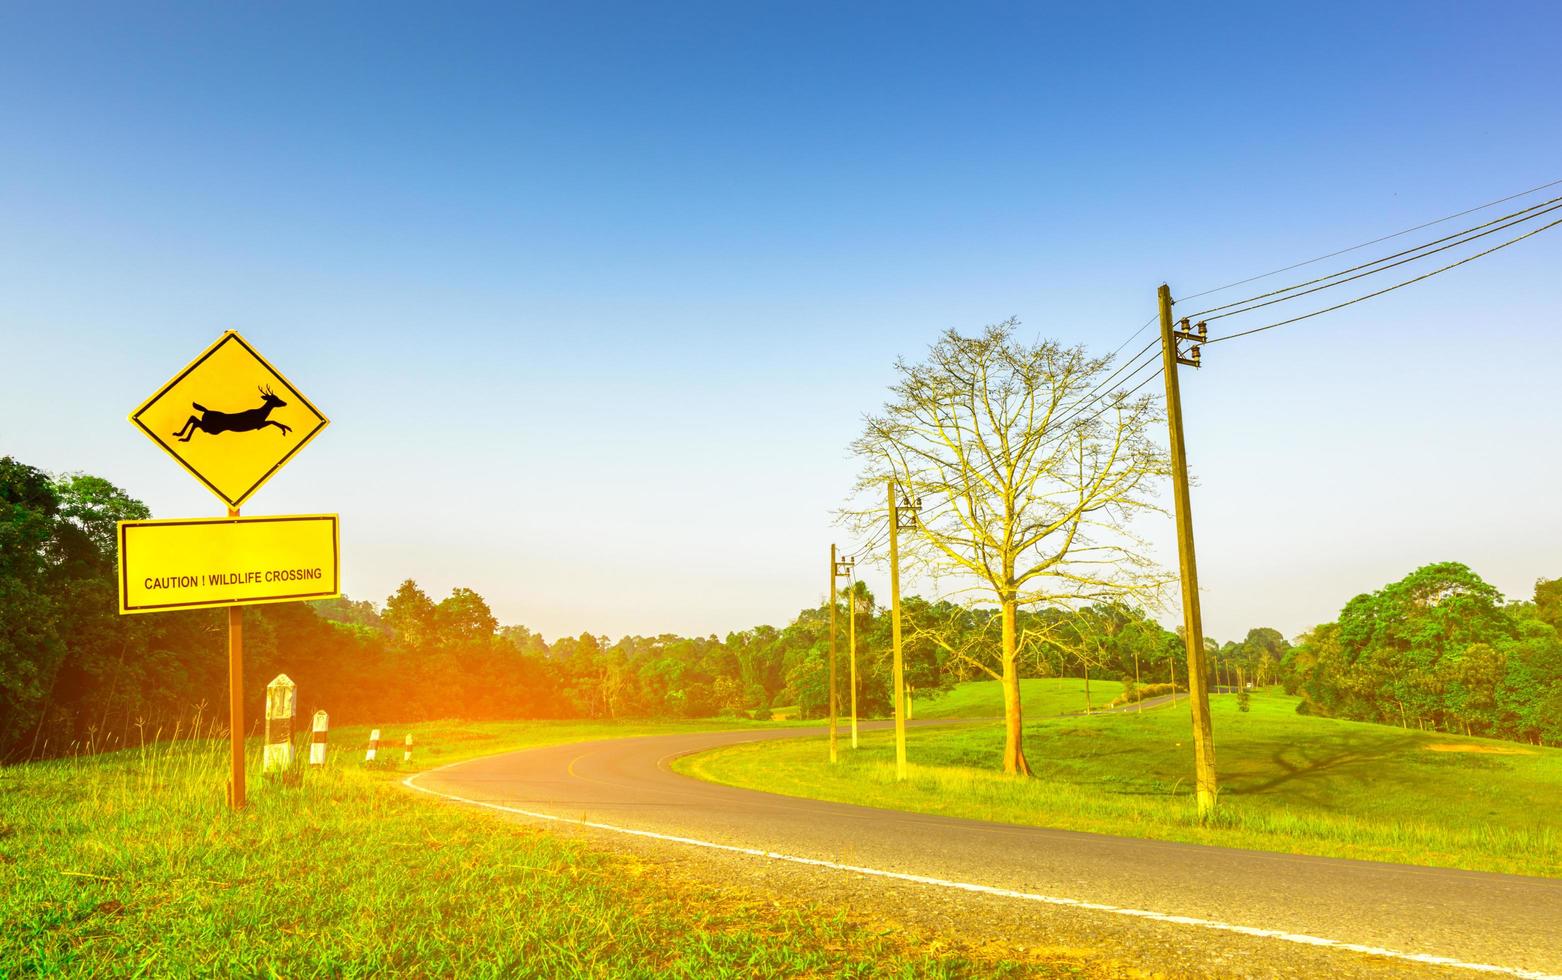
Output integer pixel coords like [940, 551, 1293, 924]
[365, 728, 380, 762]
[402, 733, 413, 764]
[263, 674, 297, 773]
[309, 710, 328, 767]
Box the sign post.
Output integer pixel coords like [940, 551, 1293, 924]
[123, 330, 332, 810]
[229, 575, 244, 804]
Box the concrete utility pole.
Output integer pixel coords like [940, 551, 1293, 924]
[830, 553, 859, 749]
[887, 479, 909, 781]
[1158, 283, 1218, 820]
[828, 543, 839, 764]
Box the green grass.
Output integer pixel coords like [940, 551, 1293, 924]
[0, 717, 1090, 978]
[678, 691, 1562, 878]
[912, 678, 1127, 719]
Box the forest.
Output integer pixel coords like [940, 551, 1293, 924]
[3, 454, 1559, 759]
[1287, 561, 1562, 743]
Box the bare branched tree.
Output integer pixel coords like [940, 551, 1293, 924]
[847, 320, 1168, 775]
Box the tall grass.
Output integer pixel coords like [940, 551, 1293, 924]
[0, 714, 1064, 977]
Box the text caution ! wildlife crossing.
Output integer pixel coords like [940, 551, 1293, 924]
[118, 514, 339, 614]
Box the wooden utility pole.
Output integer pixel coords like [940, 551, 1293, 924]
[227, 505, 246, 809]
[1158, 283, 1218, 819]
[828, 543, 839, 764]
[887, 479, 908, 780]
[1134, 650, 1143, 714]
[847, 562, 859, 749]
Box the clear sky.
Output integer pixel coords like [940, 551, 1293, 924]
[3, 2, 1560, 643]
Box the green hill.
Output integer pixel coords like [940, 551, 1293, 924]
[913, 677, 1128, 719]
[679, 691, 1562, 877]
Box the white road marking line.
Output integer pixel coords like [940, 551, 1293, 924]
[404, 766, 1560, 980]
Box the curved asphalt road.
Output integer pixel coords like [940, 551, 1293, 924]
[408, 723, 1562, 978]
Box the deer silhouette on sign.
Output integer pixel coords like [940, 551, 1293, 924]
[173, 385, 293, 442]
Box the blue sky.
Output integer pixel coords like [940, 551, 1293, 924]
[3, 2, 1560, 641]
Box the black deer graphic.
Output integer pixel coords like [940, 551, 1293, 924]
[173, 385, 293, 442]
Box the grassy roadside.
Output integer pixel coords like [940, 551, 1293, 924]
[676, 692, 1562, 877]
[0, 718, 1113, 977]
[913, 678, 1127, 719]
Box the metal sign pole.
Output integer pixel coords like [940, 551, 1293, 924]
[123, 331, 335, 812]
[227, 505, 246, 809]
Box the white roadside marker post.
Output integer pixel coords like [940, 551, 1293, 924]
[402, 733, 413, 764]
[263, 674, 297, 774]
[309, 710, 328, 767]
[365, 728, 380, 763]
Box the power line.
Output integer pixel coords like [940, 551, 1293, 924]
[848, 333, 1165, 556]
[846, 528, 887, 560]
[1176, 175, 1562, 306]
[1190, 195, 1562, 323]
[1204, 213, 1562, 346]
[1067, 337, 1160, 421]
[1105, 313, 1160, 361]
[1057, 362, 1165, 435]
[1040, 344, 1164, 437]
[945, 350, 1167, 495]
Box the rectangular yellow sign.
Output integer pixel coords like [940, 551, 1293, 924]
[117, 514, 340, 615]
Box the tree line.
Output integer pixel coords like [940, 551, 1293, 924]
[5, 453, 1556, 761]
[0, 454, 1254, 761]
[1283, 562, 1562, 744]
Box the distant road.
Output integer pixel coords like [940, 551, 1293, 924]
[407, 723, 1561, 979]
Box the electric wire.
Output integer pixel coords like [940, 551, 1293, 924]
[1049, 358, 1165, 437]
[1204, 212, 1562, 346]
[1187, 194, 1562, 322]
[846, 527, 888, 560]
[1037, 343, 1164, 439]
[1104, 313, 1160, 362]
[1059, 337, 1160, 427]
[849, 363, 1164, 560]
[835, 180, 1562, 577]
[840, 311, 1161, 554]
[922, 346, 1167, 496]
[1175, 175, 1562, 306]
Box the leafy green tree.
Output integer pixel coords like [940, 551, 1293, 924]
[383, 580, 439, 650]
[1535, 578, 1562, 632]
[1237, 627, 1289, 687]
[437, 587, 499, 645]
[0, 458, 65, 755]
[1294, 562, 1562, 744]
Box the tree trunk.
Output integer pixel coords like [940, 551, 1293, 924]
[1000, 599, 1031, 776]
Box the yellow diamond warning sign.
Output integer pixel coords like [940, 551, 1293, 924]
[130, 331, 328, 509]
